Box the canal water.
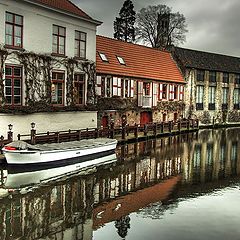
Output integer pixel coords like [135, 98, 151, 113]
[0, 128, 239, 240]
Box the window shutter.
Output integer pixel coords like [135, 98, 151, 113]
[112, 77, 118, 96]
[159, 83, 163, 100]
[169, 84, 173, 100]
[138, 81, 143, 106]
[96, 76, 102, 96]
[153, 83, 158, 107]
[130, 79, 134, 98]
[179, 85, 184, 100]
[117, 78, 121, 96]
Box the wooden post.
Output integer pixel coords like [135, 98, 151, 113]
[30, 129, 36, 145]
[196, 119, 199, 129]
[178, 119, 181, 132]
[154, 123, 157, 136]
[95, 128, 99, 139]
[7, 131, 13, 141]
[77, 130, 81, 140]
[122, 126, 126, 140]
[187, 119, 190, 130]
[110, 123, 114, 139]
[55, 132, 60, 143]
[144, 124, 148, 136]
[134, 123, 138, 139]
[86, 128, 89, 139]
[168, 121, 172, 133]
[17, 134, 21, 140]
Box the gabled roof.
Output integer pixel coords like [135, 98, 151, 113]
[173, 47, 240, 74]
[96, 36, 185, 83]
[23, 0, 101, 25]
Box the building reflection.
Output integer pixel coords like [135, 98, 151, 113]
[0, 128, 239, 239]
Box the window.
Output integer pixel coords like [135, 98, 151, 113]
[121, 79, 130, 98]
[196, 85, 204, 110]
[233, 88, 240, 109]
[143, 82, 151, 96]
[75, 31, 86, 59]
[52, 25, 66, 55]
[51, 72, 64, 105]
[106, 77, 112, 97]
[162, 84, 167, 99]
[5, 66, 22, 105]
[196, 70, 204, 81]
[174, 85, 178, 99]
[235, 74, 240, 84]
[222, 87, 228, 110]
[99, 53, 108, 62]
[117, 56, 125, 65]
[223, 73, 229, 83]
[5, 12, 23, 48]
[74, 73, 85, 105]
[208, 86, 216, 110]
[209, 71, 216, 82]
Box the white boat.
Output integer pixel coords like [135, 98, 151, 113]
[2, 138, 117, 166]
[5, 153, 117, 188]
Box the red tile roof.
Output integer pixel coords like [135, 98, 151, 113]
[96, 35, 185, 83]
[27, 0, 95, 22]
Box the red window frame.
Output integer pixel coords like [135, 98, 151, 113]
[51, 71, 64, 105]
[75, 31, 86, 59]
[52, 25, 66, 56]
[74, 73, 85, 105]
[5, 12, 23, 48]
[5, 65, 22, 106]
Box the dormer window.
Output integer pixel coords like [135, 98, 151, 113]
[99, 53, 108, 62]
[117, 56, 125, 65]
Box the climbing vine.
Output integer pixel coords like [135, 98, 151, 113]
[0, 48, 97, 112]
[0, 46, 9, 106]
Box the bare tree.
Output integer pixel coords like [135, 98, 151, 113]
[135, 5, 188, 49]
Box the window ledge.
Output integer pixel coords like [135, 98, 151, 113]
[51, 53, 67, 58]
[4, 45, 25, 51]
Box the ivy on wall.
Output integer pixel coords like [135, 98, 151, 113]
[0, 46, 9, 105]
[0, 47, 96, 113]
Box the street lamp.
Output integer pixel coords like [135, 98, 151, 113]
[8, 124, 13, 131]
[31, 122, 36, 129]
[7, 124, 13, 141]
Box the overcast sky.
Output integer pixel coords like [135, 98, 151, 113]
[73, 0, 240, 57]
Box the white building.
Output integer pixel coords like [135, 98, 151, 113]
[0, 0, 101, 137]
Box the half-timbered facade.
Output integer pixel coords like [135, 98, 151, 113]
[96, 36, 185, 127]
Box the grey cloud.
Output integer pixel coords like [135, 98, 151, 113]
[72, 0, 240, 57]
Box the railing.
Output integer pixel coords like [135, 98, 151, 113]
[0, 119, 199, 147]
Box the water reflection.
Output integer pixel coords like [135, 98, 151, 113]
[0, 128, 239, 240]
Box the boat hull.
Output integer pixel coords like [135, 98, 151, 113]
[3, 139, 117, 166]
[5, 153, 117, 188]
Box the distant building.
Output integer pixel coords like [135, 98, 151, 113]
[96, 35, 185, 127]
[171, 47, 240, 124]
[0, 0, 101, 136]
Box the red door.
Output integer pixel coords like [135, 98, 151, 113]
[101, 116, 108, 128]
[140, 111, 152, 125]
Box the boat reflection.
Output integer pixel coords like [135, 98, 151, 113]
[0, 129, 239, 240]
[5, 153, 117, 189]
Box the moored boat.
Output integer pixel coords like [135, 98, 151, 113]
[5, 153, 117, 188]
[2, 138, 117, 166]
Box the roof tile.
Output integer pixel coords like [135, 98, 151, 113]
[31, 0, 92, 20]
[96, 36, 185, 83]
